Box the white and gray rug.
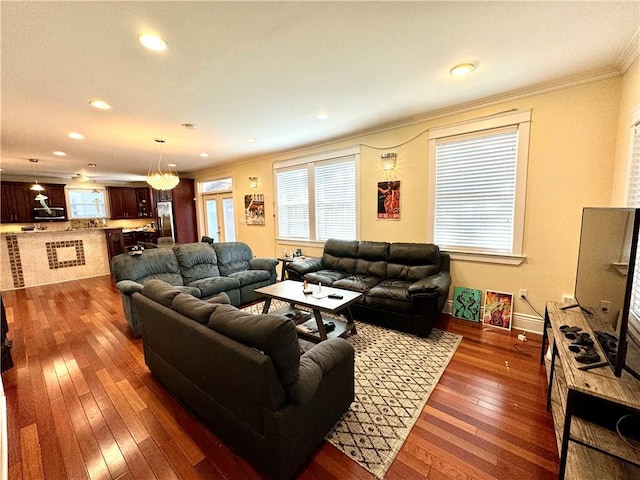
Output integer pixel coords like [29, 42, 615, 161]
[243, 301, 462, 479]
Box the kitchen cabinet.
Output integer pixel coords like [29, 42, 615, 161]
[1, 182, 35, 223]
[122, 230, 158, 248]
[172, 179, 197, 243]
[108, 187, 152, 219]
[104, 228, 125, 272]
[38, 184, 66, 208]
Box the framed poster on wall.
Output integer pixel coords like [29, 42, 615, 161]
[245, 193, 265, 225]
[377, 181, 401, 220]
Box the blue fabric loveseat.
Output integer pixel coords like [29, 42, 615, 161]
[111, 242, 278, 335]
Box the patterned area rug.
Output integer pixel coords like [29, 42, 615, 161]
[243, 300, 462, 479]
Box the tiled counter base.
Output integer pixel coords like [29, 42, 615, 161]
[1, 229, 110, 290]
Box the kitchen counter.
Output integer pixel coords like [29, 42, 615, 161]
[1, 228, 110, 290]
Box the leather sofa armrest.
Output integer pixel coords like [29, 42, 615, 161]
[116, 279, 144, 296]
[288, 338, 354, 405]
[249, 258, 278, 271]
[408, 271, 452, 296]
[287, 257, 323, 278]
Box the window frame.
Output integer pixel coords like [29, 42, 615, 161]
[427, 110, 532, 265]
[273, 146, 360, 244]
[66, 187, 107, 219]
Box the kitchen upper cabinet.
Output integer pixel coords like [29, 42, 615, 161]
[107, 186, 153, 219]
[1, 182, 35, 223]
[40, 184, 66, 208]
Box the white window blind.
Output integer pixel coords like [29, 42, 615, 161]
[434, 128, 518, 254]
[276, 168, 309, 239]
[274, 148, 358, 242]
[627, 122, 640, 323]
[315, 159, 356, 240]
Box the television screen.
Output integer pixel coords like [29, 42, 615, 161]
[574, 207, 640, 379]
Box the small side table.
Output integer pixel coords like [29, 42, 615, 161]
[277, 256, 306, 281]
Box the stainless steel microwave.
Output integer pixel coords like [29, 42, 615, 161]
[33, 207, 66, 220]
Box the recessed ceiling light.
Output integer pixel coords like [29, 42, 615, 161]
[90, 100, 111, 110]
[53, 151, 67, 156]
[316, 112, 330, 120]
[450, 63, 476, 76]
[199, 152, 209, 158]
[245, 137, 256, 143]
[181, 123, 198, 130]
[139, 34, 167, 51]
[68, 132, 84, 139]
[88, 163, 97, 168]
[167, 163, 177, 168]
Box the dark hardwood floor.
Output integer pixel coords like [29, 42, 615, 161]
[2, 276, 559, 479]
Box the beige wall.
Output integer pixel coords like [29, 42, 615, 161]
[195, 71, 635, 330]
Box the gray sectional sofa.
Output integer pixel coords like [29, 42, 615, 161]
[287, 239, 451, 337]
[133, 279, 355, 480]
[111, 242, 278, 335]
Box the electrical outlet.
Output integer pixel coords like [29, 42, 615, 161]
[600, 300, 611, 312]
[563, 295, 575, 304]
[519, 288, 528, 298]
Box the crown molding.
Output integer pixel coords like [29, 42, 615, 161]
[617, 29, 639, 74]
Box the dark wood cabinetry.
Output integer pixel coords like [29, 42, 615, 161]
[1, 182, 34, 223]
[172, 179, 197, 243]
[107, 186, 153, 219]
[37, 184, 66, 208]
[104, 228, 125, 271]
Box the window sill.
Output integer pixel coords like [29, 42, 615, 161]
[445, 250, 526, 265]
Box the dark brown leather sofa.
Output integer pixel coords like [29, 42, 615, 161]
[287, 239, 451, 337]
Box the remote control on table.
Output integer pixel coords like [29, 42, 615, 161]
[328, 293, 343, 299]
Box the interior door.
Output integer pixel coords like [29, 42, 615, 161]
[203, 193, 236, 242]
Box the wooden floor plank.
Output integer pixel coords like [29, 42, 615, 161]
[1, 275, 559, 479]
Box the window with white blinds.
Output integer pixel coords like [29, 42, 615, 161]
[626, 121, 640, 326]
[427, 110, 531, 260]
[275, 149, 358, 242]
[276, 168, 309, 239]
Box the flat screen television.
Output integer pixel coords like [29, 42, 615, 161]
[573, 207, 640, 380]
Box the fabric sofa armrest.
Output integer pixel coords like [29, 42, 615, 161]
[116, 279, 144, 296]
[288, 338, 354, 405]
[286, 257, 323, 279]
[249, 257, 278, 271]
[407, 271, 452, 296]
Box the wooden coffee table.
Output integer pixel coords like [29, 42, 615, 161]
[255, 280, 362, 341]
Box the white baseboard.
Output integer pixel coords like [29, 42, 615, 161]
[443, 301, 544, 335]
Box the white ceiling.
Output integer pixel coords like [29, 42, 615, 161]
[1, 1, 638, 183]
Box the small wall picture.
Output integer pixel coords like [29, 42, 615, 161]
[452, 286, 482, 322]
[377, 181, 401, 220]
[245, 193, 265, 225]
[483, 290, 513, 330]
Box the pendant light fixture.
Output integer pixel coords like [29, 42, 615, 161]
[146, 138, 179, 190]
[28, 158, 45, 192]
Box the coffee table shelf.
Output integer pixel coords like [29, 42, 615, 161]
[255, 280, 363, 341]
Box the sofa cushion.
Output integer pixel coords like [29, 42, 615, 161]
[304, 270, 348, 286]
[112, 248, 184, 286]
[227, 269, 270, 287]
[367, 279, 413, 314]
[171, 293, 221, 324]
[207, 304, 300, 387]
[212, 242, 253, 275]
[142, 279, 185, 307]
[356, 241, 389, 261]
[187, 276, 240, 298]
[333, 275, 382, 293]
[173, 243, 220, 283]
[354, 259, 387, 278]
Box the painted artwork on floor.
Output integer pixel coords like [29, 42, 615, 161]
[483, 290, 513, 330]
[377, 181, 401, 220]
[245, 193, 265, 225]
[452, 286, 482, 322]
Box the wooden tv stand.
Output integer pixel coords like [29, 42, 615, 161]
[541, 302, 640, 479]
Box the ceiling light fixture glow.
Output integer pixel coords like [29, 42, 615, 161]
[449, 63, 476, 76]
[139, 34, 167, 51]
[68, 132, 84, 139]
[147, 139, 180, 190]
[316, 112, 330, 120]
[53, 151, 67, 156]
[90, 100, 111, 110]
[199, 152, 209, 157]
[245, 137, 256, 143]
